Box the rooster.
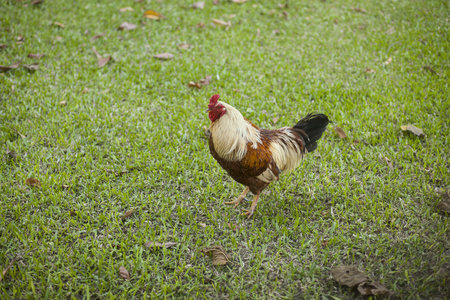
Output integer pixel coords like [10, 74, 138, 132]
[207, 94, 330, 218]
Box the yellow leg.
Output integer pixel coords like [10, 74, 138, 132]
[225, 186, 250, 208]
[243, 194, 260, 219]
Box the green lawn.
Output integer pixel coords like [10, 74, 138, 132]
[1, 0, 449, 298]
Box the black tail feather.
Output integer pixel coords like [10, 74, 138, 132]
[293, 113, 330, 153]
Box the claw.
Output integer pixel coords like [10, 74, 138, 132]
[242, 209, 254, 219]
[224, 187, 250, 209]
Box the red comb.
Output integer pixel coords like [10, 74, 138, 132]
[210, 94, 220, 104]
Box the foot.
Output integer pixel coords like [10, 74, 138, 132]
[224, 186, 250, 208]
[242, 194, 259, 219]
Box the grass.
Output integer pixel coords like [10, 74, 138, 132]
[1, 0, 449, 298]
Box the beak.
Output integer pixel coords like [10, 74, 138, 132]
[206, 108, 211, 113]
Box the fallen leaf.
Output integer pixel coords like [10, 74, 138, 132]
[272, 29, 280, 35]
[81, 88, 89, 94]
[0, 258, 16, 283]
[5, 146, 18, 159]
[385, 57, 392, 65]
[282, 11, 288, 20]
[17, 35, 24, 43]
[23, 63, 39, 71]
[0, 44, 7, 49]
[334, 19, 338, 24]
[11, 85, 15, 93]
[352, 7, 367, 13]
[201, 245, 230, 266]
[400, 124, 425, 137]
[91, 33, 105, 41]
[321, 240, 329, 247]
[227, 223, 240, 231]
[197, 22, 205, 28]
[213, 0, 219, 4]
[365, 68, 375, 73]
[56, 36, 62, 41]
[119, 266, 130, 280]
[212, 19, 231, 27]
[119, 7, 134, 12]
[272, 117, 279, 124]
[143, 10, 164, 20]
[118, 22, 137, 31]
[27, 53, 45, 59]
[384, 157, 393, 171]
[334, 126, 347, 139]
[26, 178, 41, 188]
[358, 281, 392, 296]
[203, 126, 211, 138]
[278, 3, 288, 8]
[144, 241, 178, 249]
[69, 209, 75, 216]
[256, 28, 260, 36]
[59, 101, 66, 106]
[98, 56, 111, 68]
[331, 266, 369, 287]
[121, 208, 136, 220]
[199, 75, 212, 86]
[154, 53, 174, 60]
[31, 0, 44, 4]
[62, 184, 69, 190]
[0, 61, 20, 73]
[199, 222, 207, 227]
[53, 22, 65, 28]
[92, 47, 101, 59]
[437, 191, 450, 214]
[178, 43, 191, 49]
[232, 0, 249, 3]
[192, 2, 205, 9]
[188, 81, 202, 89]
[422, 65, 437, 75]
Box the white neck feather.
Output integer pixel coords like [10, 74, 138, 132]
[210, 102, 262, 161]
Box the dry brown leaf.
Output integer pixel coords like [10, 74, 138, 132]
[213, 0, 219, 4]
[81, 88, 89, 94]
[119, 266, 130, 280]
[28, 53, 45, 59]
[143, 10, 164, 20]
[199, 75, 212, 86]
[5, 147, 18, 159]
[192, 2, 205, 9]
[201, 245, 230, 266]
[53, 22, 65, 28]
[0, 61, 20, 73]
[121, 208, 136, 220]
[282, 11, 288, 20]
[331, 266, 369, 287]
[0, 44, 7, 49]
[92, 47, 101, 59]
[0, 258, 16, 283]
[334, 126, 347, 139]
[59, 101, 66, 106]
[69, 209, 76, 216]
[31, 0, 44, 4]
[23, 63, 39, 71]
[422, 65, 437, 75]
[272, 117, 279, 124]
[385, 57, 392, 65]
[144, 241, 178, 249]
[118, 22, 137, 31]
[352, 7, 367, 13]
[197, 22, 205, 28]
[232, 0, 249, 3]
[11, 85, 15, 93]
[437, 191, 450, 214]
[91, 33, 105, 41]
[26, 178, 41, 188]
[384, 157, 393, 171]
[400, 124, 425, 137]
[56, 36, 62, 42]
[154, 53, 174, 60]
[199, 222, 207, 227]
[188, 81, 202, 89]
[120, 7, 134, 12]
[358, 281, 392, 296]
[212, 19, 231, 27]
[98, 56, 111, 68]
[178, 43, 191, 49]
[365, 68, 375, 73]
[203, 126, 211, 138]
[62, 184, 69, 190]
[17, 35, 24, 43]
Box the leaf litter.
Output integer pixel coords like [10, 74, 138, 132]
[331, 266, 392, 296]
[334, 126, 347, 139]
[188, 75, 212, 89]
[118, 22, 137, 31]
[0, 258, 16, 283]
[119, 266, 130, 280]
[0, 61, 20, 73]
[26, 178, 41, 188]
[92, 47, 111, 67]
[437, 191, 450, 214]
[28, 53, 45, 59]
[143, 10, 164, 20]
[154, 53, 174, 60]
[144, 241, 178, 249]
[400, 124, 425, 137]
[201, 245, 231, 266]
[121, 208, 136, 220]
